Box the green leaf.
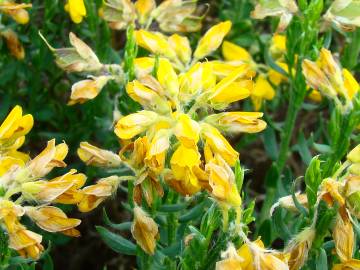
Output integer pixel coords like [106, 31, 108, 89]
[316, 248, 328, 270]
[305, 156, 322, 208]
[103, 208, 132, 231]
[263, 126, 278, 161]
[96, 226, 136, 255]
[179, 201, 206, 223]
[234, 160, 244, 192]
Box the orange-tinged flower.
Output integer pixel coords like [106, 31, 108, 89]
[9, 227, 44, 259]
[25, 206, 81, 237]
[333, 211, 354, 262]
[131, 206, 159, 255]
[78, 176, 120, 212]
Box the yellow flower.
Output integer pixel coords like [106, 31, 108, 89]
[114, 110, 159, 140]
[1, 29, 25, 60]
[201, 123, 239, 166]
[194, 21, 232, 60]
[268, 62, 289, 86]
[68, 76, 113, 105]
[0, 1, 31, 24]
[78, 176, 121, 212]
[65, 0, 86, 24]
[9, 226, 44, 259]
[77, 142, 122, 167]
[270, 34, 287, 59]
[157, 58, 179, 98]
[170, 144, 202, 195]
[168, 34, 192, 66]
[0, 105, 33, 149]
[131, 206, 159, 255]
[135, 21, 233, 72]
[215, 244, 244, 270]
[126, 79, 171, 114]
[208, 65, 251, 108]
[174, 114, 200, 148]
[179, 62, 216, 101]
[25, 206, 81, 237]
[205, 112, 267, 134]
[343, 68, 359, 100]
[252, 75, 276, 110]
[222, 40, 252, 63]
[135, 30, 177, 61]
[134, 57, 155, 78]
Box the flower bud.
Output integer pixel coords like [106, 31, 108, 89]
[0, 2, 31, 24]
[134, 0, 155, 25]
[168, 34, 191, 65]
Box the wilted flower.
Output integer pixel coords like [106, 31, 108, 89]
[251, 0, 298, 32]
[1, 29, 25, 60]
[131, 206, 159, 255]
[324, 0, 360, 31]
[285, 227, 315, 270]
[102, 0, 204, 33]
[41, 32, 124, 104]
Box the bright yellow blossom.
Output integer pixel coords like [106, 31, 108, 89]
[65, 0, 86, 24]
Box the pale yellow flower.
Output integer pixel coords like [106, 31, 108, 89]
[77, 142, 122, 167]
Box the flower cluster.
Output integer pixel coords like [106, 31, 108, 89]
[0, 0, 32, 59]
[0, 106, 119, 259]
